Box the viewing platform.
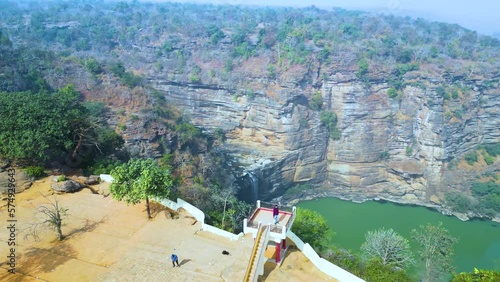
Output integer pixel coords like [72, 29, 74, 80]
[243, 200, 296, 241]
[243, 201, 297, 281]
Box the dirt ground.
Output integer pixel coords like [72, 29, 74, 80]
[1, 177, 336, 282]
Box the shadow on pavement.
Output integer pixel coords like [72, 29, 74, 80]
[180, 259, 191, 266]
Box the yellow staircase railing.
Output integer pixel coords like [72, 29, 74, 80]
[243, 225, 270, 282]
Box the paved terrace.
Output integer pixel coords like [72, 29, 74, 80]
[248, 208, 292, 232]
[0, 178, 335, 282]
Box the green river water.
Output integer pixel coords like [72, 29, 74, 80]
[297, 197, 500, 273]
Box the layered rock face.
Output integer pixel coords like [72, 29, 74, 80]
[148, 68, 499, 206]
[150, 78, 330, 200]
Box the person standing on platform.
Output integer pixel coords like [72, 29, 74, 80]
[273, 205, 279, 224]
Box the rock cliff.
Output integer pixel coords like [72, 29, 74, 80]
[147, 65, 499, 208]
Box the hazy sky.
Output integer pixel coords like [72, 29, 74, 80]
[152, 0, 500, 35]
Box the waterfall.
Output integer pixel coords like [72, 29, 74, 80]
[248, 172, 259, 202]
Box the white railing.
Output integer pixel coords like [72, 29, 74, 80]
[155, 197, 244, 241]
[286, 230, 365, 282]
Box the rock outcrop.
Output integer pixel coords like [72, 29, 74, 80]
[0, 169, 34, 195]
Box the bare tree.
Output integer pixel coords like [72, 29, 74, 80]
[25, 194, 68, 241]
[361, 228, 414, 269]
[412, 223, 458, 282]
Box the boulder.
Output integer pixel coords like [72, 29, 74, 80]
[0, 170, 34, 195]
[51, 180, 83, 193]
[77, 176, 89, 182]
[85, 175, 101, 185]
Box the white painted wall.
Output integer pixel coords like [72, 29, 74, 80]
[203, 224, 243, 241]
[155, 197, 243, 241]
[287, 230, 365, 282]
[99, 174, 114, 183]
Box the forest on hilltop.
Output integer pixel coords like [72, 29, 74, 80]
[1, 0, 499, 93]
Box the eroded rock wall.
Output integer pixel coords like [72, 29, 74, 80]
[145, 66, 499, 207]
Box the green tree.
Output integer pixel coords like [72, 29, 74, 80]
[206, 25, 225, 44]
[0, 85, 83, 162]
[292, 208, 333, 252]
[110, 159, 174, 219]
[175, 123, 202, 148]
[361, 228, 414, 269]
[411, 223, 458, 282]
[206, 185, 251, 232]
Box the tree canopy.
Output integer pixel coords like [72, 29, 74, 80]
[292, 208, 333, 252]
[411, 223, 458, 282]
[110, 158, 174, 218]
[0, 85, 82, 162]
[361, 228, 414, 269]
[0, 84, 122, 165]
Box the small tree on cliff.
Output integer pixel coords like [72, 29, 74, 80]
[110, 158, 173, 219]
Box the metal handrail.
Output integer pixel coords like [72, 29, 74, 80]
[259, 201, 294, 212]
[243, 225, 268, 282]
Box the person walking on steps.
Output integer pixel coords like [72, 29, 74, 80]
[171, 252, 180, 267]
[273, 205, 279, 224]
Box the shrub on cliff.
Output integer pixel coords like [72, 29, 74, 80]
[444, 192, 473, 213]
[464, 151, 478, 165]
[484, 143, 500, 157]
[451, 268, 500, 282]
[309, 91, 323, 110]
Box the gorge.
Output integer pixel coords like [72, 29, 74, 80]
[0, 1, 498, 221]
